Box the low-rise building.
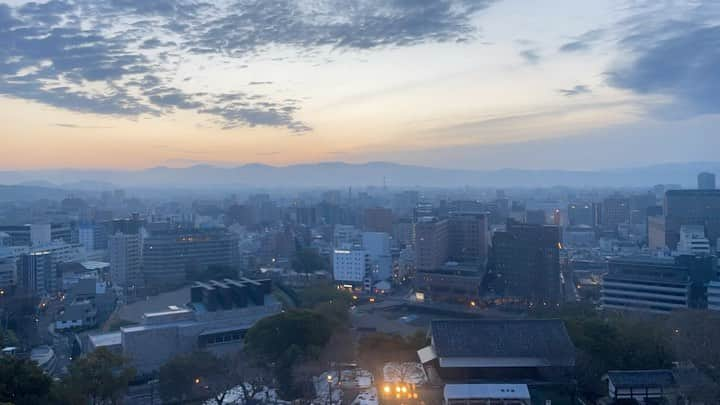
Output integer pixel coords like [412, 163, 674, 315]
[601, 255, 716, 314]
[418, 319, 575, 391]
[88, 278, 281, 375]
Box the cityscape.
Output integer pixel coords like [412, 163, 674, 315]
[1, 0, 719, 404]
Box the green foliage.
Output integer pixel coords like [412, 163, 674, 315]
[245, 310, 332, 361]
[245, 309, 332, 395]
[0, 329, 18, 348]
[534, 303, 673, 398]
[159, 351, 218, 403]
[0, 356, 54, 405]
[61, 347, 136, 405]
[297, 285, 353, 326]
[291, 248, 327, 274]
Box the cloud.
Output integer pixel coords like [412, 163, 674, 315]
[519, 49, 540, 64]
[53, 123, 114, 129]
[0, 0, 497, 132]
[558, 29, 605, 53]
[607, 15, 720, 118]
[558, 85, 591, 97]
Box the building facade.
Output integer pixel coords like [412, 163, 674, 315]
[491, 220, 561, 304]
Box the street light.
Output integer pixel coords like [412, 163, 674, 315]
[326, 374, 333, 405]
[194, 377, 201, 385]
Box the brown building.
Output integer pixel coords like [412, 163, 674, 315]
[414, 217, 449, 271]
[448, 213, 488, 266]
[364, 207, 394, 234]
[492, 220, 561, 305]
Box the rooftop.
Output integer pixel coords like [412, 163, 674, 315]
[607, 370, 675, 388]
[88, 332, 121, 347]
[430, 319, 575, 367]
[444, 384, 530, 400]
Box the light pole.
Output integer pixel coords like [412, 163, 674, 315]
[326, 374, 333, 405]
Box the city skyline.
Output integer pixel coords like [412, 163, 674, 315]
[1, 0, 719, 170]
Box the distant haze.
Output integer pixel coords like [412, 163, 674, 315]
[0, 161, 717, 191]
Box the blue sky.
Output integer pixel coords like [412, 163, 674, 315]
[0, 0, 718, 170]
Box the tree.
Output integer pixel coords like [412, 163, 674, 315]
[666, 310, 720, 382]
[0, 328, 18, 347]
[160, 350, 274, 405]
[291, 248, 327, 275]
[245, 309, 332, 396]
[62, 348, 136, 405]
[0, 356, 54, 405]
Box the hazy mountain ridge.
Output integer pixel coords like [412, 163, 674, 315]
[0, 161, 718, 190]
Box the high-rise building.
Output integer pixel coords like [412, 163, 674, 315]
[698, 172, 716, 190]
[361, 232, 392, 281]
[143, 229, 239, 290]
[647, 216, 666, 251]
[17, 251, 55, 296]
[601, 196, 630, 231]
[363, 207, 394, 234]
[447, 213, 488, 266]
[78, 224, 95, 251]
[0, 257, 16, 292]
[109, 232, 143, 290]
[664, 189, 720, 249]
[492, 220, 561, 304]
[414, 217, 449, 271]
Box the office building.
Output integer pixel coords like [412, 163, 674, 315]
[333, 224, 361, 248]
[295, 206, 317, 226]
[414, 217, 449, 271]
[109, 232, 143, 290]
[665, 190, 720, 249]
[602, 196, 630, 231]
[601, 255, 716, 314]
[708, 281, 720, 311]
[362, 232, 392, 281]
[78, 224, 95, 251]
[567, 202, 594, 227]
[677, 225, 710, 255]
[333, 248, 369, 286]
[698, 172, 716, 190]
[491, 220, 561, 304]
[17, 251, 55, 296]
[447, 213, 488, 266]
[87, 278, 281, 374]
[143, 229, 239, 290]
[0, 257, 15, 292]
[364, 207, 394, 234]
[414, 264, 485, 304]
[648, 215, 666, 251]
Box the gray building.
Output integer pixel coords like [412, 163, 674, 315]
[143, 229, 239, 290]
[87, 278, 280, 375]
[664, 189, 720, 249]
[17, 251, 55, 296]
[698, 172, 716, 190]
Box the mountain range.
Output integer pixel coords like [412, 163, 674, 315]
[0, 161, 718, 191]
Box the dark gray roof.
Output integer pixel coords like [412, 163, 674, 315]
[607, 370, 675, 388]
[430, 319, 575, 367]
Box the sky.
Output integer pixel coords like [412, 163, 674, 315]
[1, 0, 719, 171]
